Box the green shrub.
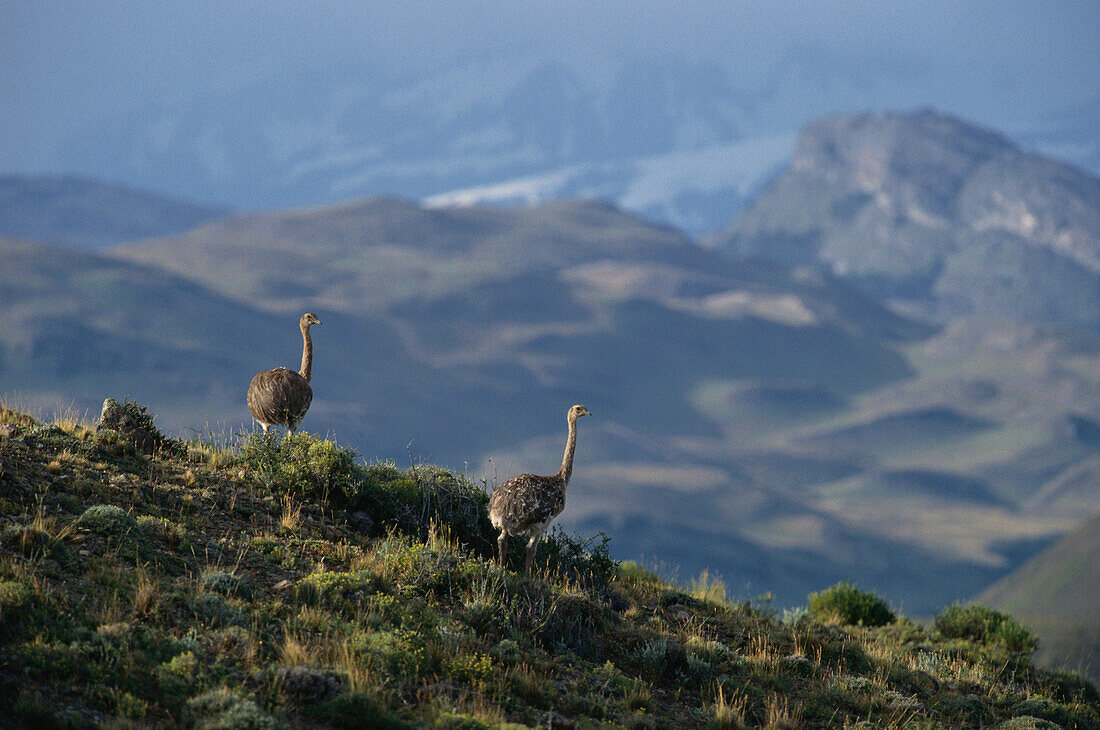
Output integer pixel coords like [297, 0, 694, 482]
[97, 398, 187, 458]
[185, 689, 280, 729]
[538, 529, 616, 589]
[295, 570, 377, 606]
[999, 717, 1062, 730]
[1, 525, 52, 556]
[0, 579, 34, 635]
[309, 692, 409, 730]
[0, 580, 32, 609]
[158, 651, 201, 705]
[238, 441, 496, 555]
[934, 604, 1038, 656]
[239, 431, 361, 504]
[202, 571, 250, 599]
[617, 561, 663, 587]
[529, 591, 612, 658]
[351, 462, 494, 550]
[807, 582, 895, 627]
[435, 713, 490, 729]
[80, 505, 139, 538]
[189, 592, 244, 628]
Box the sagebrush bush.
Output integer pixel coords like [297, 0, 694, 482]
[807, 581, 895, 627]
[934, 603, 1038, 656]
[80, 504, 139, 538]
[202, 571, 250, 599]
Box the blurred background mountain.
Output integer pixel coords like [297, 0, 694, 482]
[1, 1, 1097, 680]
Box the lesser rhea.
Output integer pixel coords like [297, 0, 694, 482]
[246, 312, 321, 434]
[489, 404, 591, 572]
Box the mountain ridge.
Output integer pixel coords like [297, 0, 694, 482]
[0, 174, 228, 250]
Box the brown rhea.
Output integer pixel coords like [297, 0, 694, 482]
[488, 404, 591, 572]
[246, 312, 322, 435]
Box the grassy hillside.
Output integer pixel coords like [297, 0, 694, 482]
[979, 514, 1100, 684]
[1, 404, 1097, 729]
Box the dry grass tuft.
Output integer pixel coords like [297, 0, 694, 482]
[278, 630, 313, 667]
[280, 495, 302, 534]
[132, 573, 160, 616]
[709, 684, 748, 729]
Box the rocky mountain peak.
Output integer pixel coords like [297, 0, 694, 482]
[721, 110, 1100, 327]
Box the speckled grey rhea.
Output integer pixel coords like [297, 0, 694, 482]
[488, 404, 591, 572]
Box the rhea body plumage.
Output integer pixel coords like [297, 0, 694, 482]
[246, 313, 321, 434]
[489, 404, 591, 571]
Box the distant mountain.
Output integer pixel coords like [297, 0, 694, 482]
[0, 175, 227, 249]
[979, 513, 1100, 682]
[715, 110, 1100, 329]
[56, 55, 793, 235]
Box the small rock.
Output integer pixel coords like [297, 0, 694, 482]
[97, 398, 158, 455]
[274, 580, 293, 591]
[277, 665, 346, 704]
[349, 511, 374, 531]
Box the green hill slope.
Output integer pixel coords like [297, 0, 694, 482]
[1, 405, 1097, 728]
[979, 514, 1100, 684]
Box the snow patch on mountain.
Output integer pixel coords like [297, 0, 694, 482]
[424, 133, 795, 234]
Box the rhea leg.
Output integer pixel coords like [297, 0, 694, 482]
[525, 532, 544, 573]
[497, 530, 508, 567]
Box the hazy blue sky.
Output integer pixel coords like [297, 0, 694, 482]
[2, 1, 1098, 174]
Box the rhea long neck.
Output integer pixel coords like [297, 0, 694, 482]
[299, 323, 314, 383]
[557, 413, 579, 483]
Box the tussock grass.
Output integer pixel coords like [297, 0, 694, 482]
[0, 403, 1096, 728]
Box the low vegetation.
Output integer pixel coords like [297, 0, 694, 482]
[0, 403, 1097, 728]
